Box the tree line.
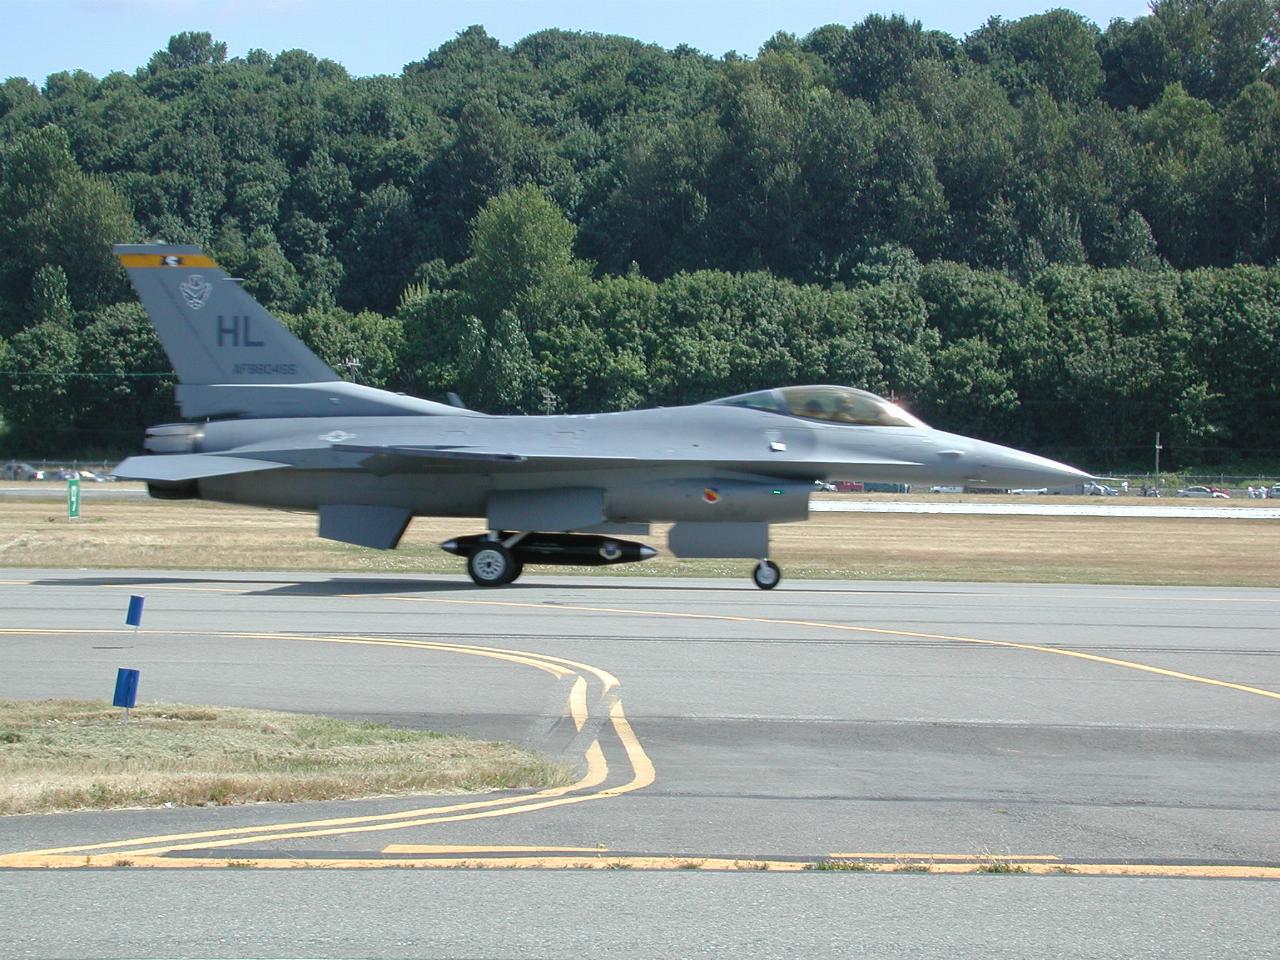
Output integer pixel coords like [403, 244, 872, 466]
[1, 5, 1277, 468]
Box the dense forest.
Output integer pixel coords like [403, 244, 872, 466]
[1, 2, 1278, 469]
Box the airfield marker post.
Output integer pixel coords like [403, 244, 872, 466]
[118, 597, 146, 722]
[112, 668, 140, 724]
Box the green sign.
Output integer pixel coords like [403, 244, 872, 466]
[67, 476, 80, 520]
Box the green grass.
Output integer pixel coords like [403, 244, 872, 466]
[0, 699, 573, 815]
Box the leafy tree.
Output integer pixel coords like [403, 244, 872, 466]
[2, 321, 81, 446]
[74, 303, 175, 443]
[283, 306, 404, 387]
[32, 264, 74, 327]
[1006, 10, 1104, 104]
[0, 125, 133, 329]
[821, 14, 957, 104]
[461, 183, 590, 333]
[147, 32, 228, 72]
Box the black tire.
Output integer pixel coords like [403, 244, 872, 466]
[500, 557, 524, 585]
[752, 559, 781, 590]
[468, 543, 516, 586]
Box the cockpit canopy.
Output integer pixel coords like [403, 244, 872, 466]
[711, 385, 927, 428]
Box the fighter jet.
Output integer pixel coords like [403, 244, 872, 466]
[111, 244, 1091, 588]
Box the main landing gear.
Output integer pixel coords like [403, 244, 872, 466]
[752, 559, 782, 590]
[449, 531, 782, 589]
[465, 538, 525, 586]
[445, 531, 658, 586]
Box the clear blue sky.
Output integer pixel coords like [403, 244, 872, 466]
[5, 0, 1153, 85]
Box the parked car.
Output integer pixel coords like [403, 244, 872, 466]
[1177, 485, 1229, 499]
[1084, 482, 1119, 496]
[1, 462, 44, 481]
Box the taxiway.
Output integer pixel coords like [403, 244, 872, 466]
[2, 570, 1278, 957]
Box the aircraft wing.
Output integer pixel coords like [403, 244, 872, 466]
[331, 443, 919, 474]
[112, 454, 290, 482]
[332, 443, 644, 466]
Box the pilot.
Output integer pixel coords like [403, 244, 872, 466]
[834, 395, 860, 424]
[803, 398, 828, 419]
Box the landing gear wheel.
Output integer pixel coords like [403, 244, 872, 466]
[468, 543, 519, 586]
[501, 558, 524, 585]
[752, 559, 781, 590]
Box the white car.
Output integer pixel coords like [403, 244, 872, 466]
[1177, 485, 1229, 499]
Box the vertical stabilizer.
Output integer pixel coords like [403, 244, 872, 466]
[114, 244, 339, 386]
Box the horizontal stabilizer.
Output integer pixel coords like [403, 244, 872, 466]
[112, 454, 289, 482]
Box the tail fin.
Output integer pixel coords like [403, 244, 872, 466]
[115, 243, 465, 420]
[114, 244, 339, 387]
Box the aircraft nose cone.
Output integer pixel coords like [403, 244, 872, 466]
[639, 545, 658, 559]
[955, 437, 1092, 488]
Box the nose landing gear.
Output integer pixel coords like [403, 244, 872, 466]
[752, 559, 782, 590]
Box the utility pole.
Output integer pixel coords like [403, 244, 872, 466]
[1154, 432, 1162, 492]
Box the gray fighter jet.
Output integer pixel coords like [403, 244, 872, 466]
[111, 244, 1090, 588]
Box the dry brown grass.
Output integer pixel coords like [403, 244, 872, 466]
[0, 699, 573, 815]
[1, 485, 1277, 586]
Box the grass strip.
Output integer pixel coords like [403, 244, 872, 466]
[1, 492, 1278, 587]
[0, 699, 573, 815]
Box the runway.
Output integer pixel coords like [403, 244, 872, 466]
[2, 570, 1279, 957]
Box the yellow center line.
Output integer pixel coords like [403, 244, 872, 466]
[112, 739, 613, 857]
[1, 622, 656, 861]
[124, 697, 658, 857]
[569, 676, 588, 732]
[374, 595, 1280, 703]
[35, 691, 658, 860]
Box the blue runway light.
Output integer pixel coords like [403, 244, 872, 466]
[125, 595, 145, 627]
[113, 668, 140, 709]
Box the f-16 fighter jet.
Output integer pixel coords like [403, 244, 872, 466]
[112, 245, 1090, 588]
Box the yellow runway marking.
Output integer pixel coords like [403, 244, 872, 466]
[3, 581, 1276, 874]
[0, 626, 653, 863]
[2, 740, 608, 861]
[381, 844, 605, 854]
[569, 676, 588, 731]
[376, 595, 1280, 703]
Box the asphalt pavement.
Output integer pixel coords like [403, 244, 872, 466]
[2, 570, 1278, 958]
